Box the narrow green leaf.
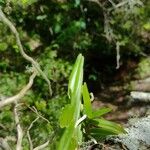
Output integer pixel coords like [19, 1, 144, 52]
[94, 118, 126, 134]
[82, 83, 111, 118]
[68, 54, 82, 98]
[68, 138, 78, 150]
[89, 127, 118, 136]
[58, 54, 84, 150]
[71, 55, 84, 121]
[58, 124, 75, 150]
[92, 107, 112, 118]
[82, 82, 93, 118]
[89, 127, 119, 140]
[74, 125, 83, 144]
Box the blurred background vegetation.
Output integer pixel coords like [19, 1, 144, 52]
[0, 0, 150, 149]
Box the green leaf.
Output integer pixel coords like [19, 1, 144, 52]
[92, 108, 112, 118]
[143, 22, 150, 31]
[82, 82, 93, 118]
[68, 138, 78, 150]
[58, 54, 84, 150]
[68, 54, 82, 98]
[58, 124, 75, 150]
[71, 54, 84, 120]
[89, 127, 118, 140]
[75, 0, 80, 6]
[74, 125, 83, 144]
[54, 23, 61, 33]
[92, 118, 126, 135]
[59, 104, 74, 128]
[82, 83, 111, 118]
[0, 0, 5, 4]
[90, 127, 118, 137]
[35, 101, 46, 111]
[0, 42, 8, 51]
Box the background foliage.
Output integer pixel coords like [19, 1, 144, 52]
[0, 0, 150, 149]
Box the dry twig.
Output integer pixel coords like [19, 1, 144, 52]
[27, 117, 49, 150]
[27, 117, 40, 150]
[27, 106, 50, 123]
[14, 103, 23, 150]
[33, 140, 49, 150]
[116, 41, 121, 69]
[27, 110, 50, 150]
[0, 138, 11, 150]
[0, 71, 37, 108]
[0, 8, 52, 96]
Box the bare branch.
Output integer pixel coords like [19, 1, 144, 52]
[27, 116, 50, 150]
[0, 9, 52, 96]
[0, 137, 11, 150]
[33, 140, 49, 150]
[27, 106, 50, 123]
[116, 41, 121, 69]
[108, 0, 116, 7]
[114, 0, 143, 9]
[0, 71, 37, 108]
[114, 0, 129, 9]
[27, 117, 39, 150]
[14, 103, 23, 150]
[26, 107, 50, 150]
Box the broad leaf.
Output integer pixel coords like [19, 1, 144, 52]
[59, 104, 74, 128]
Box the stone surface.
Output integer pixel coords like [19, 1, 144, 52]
[115, 116, 150, 150]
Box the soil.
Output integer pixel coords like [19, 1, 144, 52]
[92, 82, 150, 125]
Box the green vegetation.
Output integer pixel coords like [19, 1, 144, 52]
[58, 54, 125, 150]
[136, 58, 150, 78]
[0, 0, 150, 149]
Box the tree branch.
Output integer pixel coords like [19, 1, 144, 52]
[14, 103, 23, 150]
[0, 8, 52, 96]
[0, 138, 11, 150]
[33, 140, 49, 150]
[27, 106, 50, 123]
[27, 117, 39, 150]
[0, 71, 37, 108]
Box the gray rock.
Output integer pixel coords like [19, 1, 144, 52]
[115, 116, 150, 150]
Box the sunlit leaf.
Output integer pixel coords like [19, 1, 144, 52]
[58, 124, 75, 150]
[70, 54, 84, 122]
[68, 54, 82, 98]
[59, 104, 74, 128]
[143, 22, 150, 31]
[58, 54, 84, 150]
[68, 138, 78, 150]
[92, 108, 112, 118]
[82, 82, 93, 118]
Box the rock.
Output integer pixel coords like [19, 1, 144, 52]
[114, 116, 150, 150]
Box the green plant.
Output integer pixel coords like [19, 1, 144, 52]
[58, 54, 126, 150]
